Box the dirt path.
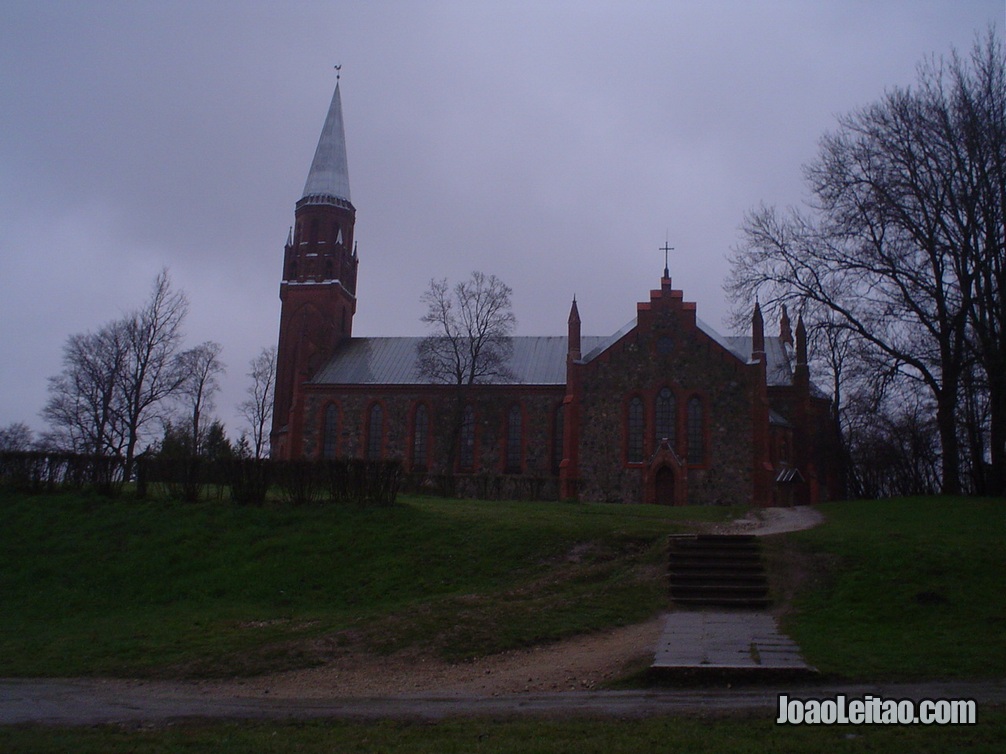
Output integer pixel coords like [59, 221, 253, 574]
[707, 505, 825, 537]
[195, 617, 665, 700]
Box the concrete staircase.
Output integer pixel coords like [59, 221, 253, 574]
[668, 534, 770, 609]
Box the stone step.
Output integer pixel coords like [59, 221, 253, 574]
[671, 584, 769, 599]
[670, 571, 767, 585]
[669, 555, 763, 568]
[670, 596, 773, 609]
[668, 533, 771, 609]
[669, 556, 764, 569]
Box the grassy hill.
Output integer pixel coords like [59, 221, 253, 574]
[1, 490, 1002, 681]
[773, 496, 1005, 680]
[0, 491, 733, 678]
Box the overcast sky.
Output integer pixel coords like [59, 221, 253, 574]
[1, 1, 1002, 439]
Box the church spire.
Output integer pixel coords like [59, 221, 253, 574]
[302, 80, 351, 205]
[273, 79, 359, 459]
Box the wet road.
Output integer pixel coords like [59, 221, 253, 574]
[2, 678, 1004, 725]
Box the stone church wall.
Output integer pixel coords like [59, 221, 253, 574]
[575, 312, 755, 505]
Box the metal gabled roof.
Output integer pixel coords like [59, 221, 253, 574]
[581, 318, 637, 363]
[309, 325, 826, 397]
[311, 336, 608, 386]
[723, 335, 795, 386]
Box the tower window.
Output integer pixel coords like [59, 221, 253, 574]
[627, 396, 644, 463]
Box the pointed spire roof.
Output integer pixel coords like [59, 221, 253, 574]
[779, 304, 793, 346]
[568, 296, 581, 325]
[302, 82, 351, 204]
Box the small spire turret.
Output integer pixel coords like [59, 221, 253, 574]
[752, 300, 765, 361]
[568, 296, 582, 361]
[779, 304, 793, 346]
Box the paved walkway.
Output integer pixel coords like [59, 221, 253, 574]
[652, 611, 813, 672]
[653, 506, 823, 675]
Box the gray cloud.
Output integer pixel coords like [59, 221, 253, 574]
[1, 0, 1001, 438]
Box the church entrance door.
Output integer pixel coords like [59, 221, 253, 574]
[654, 466, 676, 506]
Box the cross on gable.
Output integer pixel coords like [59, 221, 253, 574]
[660, 241, 675, 278]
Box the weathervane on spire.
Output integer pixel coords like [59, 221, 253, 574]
[334, 63, 342, 82]
[660, 237, 675, 279]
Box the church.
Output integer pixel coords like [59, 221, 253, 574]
[270, 82, 844, 506]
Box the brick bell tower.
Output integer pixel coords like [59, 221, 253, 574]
[271, 79, 358, 458]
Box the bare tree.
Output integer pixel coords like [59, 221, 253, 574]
[118, 269, 189, 478]
[41, 319, 130, 456]
[418, 271, 516, 386]
[237, 345, 276, 459]
[175, 341, 225, 456]
[726, 31, 1005, 495]
[949, 31, 1006, 494]
[417, 271, 517, 470]
[0, 422, 35, 452]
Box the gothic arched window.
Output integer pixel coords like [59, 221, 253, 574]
[366, 403, 384, 460]
[322, 403, 339, 460]
[687, 396, 705, 464]
[505, 404, 522, 473]
[627, 396, 644, 463]
[459, 405, 476, 471]
[655, 387, 676, 448]
[412, 403, 429, 472]
[552, 403, 565, 474]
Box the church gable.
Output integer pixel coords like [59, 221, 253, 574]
[567, 278, 760, 505]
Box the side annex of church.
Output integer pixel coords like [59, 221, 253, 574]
[270, 82, 844, 506]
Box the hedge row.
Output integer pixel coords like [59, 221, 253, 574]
[1, 451, 561, 504]
[401, 472, 560, 501]
[0, 452, 402, 506]
[0, 451, 126, 496]
[136, 457, 401, 506]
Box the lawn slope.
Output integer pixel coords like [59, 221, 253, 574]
[779, 496, 1005, 680]
[0, 491, 732, 677]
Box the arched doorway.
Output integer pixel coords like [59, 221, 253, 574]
[654, 465, 676, 505]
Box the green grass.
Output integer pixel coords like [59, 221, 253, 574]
[0, 490, 735, 677]
[3, 490, 1003, 683]
[2, 712, 1004, 753]
[777, 497, 1006, 680]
